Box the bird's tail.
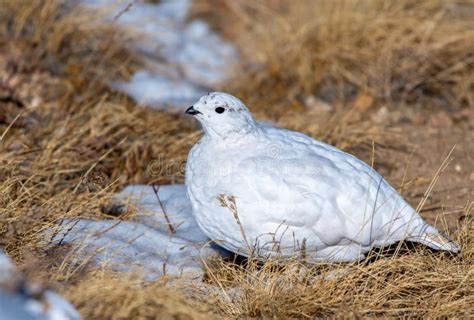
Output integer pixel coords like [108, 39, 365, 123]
[407, 223, 460, 253]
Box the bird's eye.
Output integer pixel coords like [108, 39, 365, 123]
[215, 107, 225, 114]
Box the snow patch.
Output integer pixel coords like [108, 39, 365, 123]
[49, 185, 229, 280]
[82, 0, 238, 109]
[0, 251, 81, 320]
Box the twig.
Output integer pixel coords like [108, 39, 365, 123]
[398, 146, 417, 194]
[419, 203, 444, 213]
[415, 146, 455, 213]
[152, 185, 176, 235]
[113, 2, 133, 22]
[219, 194, 252, 256]
[0, 112, 21, 141]
[57, 220, 80, 246]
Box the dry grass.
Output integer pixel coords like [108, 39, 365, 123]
[0, 0, 197, 253]
[195, 0, 474, 112]
[0, 1, 138, 97]
[200, 232, 472, 318]
[0, 0, 473, 319]
[62, 272, 213, 320]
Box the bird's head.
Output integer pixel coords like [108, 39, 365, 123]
[185, 92, 257, 139]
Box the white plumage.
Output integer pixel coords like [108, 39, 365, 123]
[185, 92, 459, 262]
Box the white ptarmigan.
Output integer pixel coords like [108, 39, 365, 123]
[185, 92, 460, 262]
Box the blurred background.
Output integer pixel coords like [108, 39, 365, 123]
[0, 1, 472, 318]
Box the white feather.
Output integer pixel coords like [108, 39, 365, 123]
[185, 92, 460, 262]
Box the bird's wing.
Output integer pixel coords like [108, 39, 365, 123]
[222, 126, 425, 247]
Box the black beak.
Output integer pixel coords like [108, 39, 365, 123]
[185, 106, 201, 115]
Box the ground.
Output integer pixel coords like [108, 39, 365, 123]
[0, 1, 473, 319]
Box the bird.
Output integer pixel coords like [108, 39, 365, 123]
[184, 92, 460, 262]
